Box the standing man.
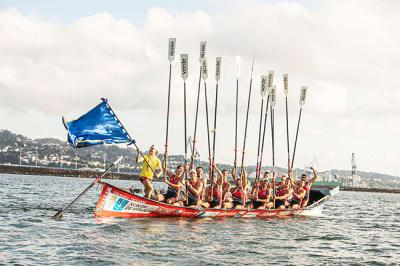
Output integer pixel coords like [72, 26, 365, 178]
[135, 145, 163, 199]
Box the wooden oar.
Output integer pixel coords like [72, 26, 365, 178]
[270, 85, 277, 208]
[233, 56, 240, 179]
[163, 38, 176, 180]
[255, 75, 267, 182]
[291, 86, 308, 171]
[190, 41, 206, 170]
[259, 71, 273, 179]
[283, 74, 291, 176]
[239, 57, 255, 177]
[180, 54, 189, 204]
[52, 156, 123, 220]
[211, 57, 221, 179]
[202, 58, 213, 198]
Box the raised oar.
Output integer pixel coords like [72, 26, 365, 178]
[259, 71, 274, 179]
[233, 56, 240, 179]
[180, 54, 189, 204]
[202, 58, 212, 176]
[239, 57, 255, 177]
[283, 74, 291, 176]
[211, 57, 222, 179]
[190, 41, 207, 170]
[270, 85, 277, 208]
[52, 156, 123, 220]
[163, 38, 176, 179]
[255, 75, 268, 182]
[291, 86, 308, 171]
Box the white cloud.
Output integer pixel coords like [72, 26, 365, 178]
[0, 1, 399, 175]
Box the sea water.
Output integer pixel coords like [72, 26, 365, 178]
[0, 174, 399, 265]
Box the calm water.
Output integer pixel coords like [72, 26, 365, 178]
[1, 174, 399, 265]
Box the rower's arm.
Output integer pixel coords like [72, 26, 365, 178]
[222, 183, 231, 201]
[166, 181, 183, 191]
[214, 165, 224, 185]
[189, 181, 203, 197]
[309, 167, 319, 186]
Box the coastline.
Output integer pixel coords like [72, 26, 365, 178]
[0, 164, 140, 181]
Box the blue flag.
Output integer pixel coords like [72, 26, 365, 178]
[64, 99, 132, 148]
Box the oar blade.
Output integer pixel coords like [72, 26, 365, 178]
[51, 210, 63, 220]
[168, 38, 176, 62]
[283, 74, 289, 96]
[180, 54, 189, 80]
[260, 75, 267, 97]
[300, 86, 308, 106]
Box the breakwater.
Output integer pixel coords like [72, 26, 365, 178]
[0, 164, 141, 180]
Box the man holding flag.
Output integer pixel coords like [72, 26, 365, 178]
[135, 145, 163, 199]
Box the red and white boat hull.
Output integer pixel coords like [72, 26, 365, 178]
[94, 182, 332, 219]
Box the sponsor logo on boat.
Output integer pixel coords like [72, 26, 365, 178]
[123, 201, 158, 213]
[197, 211, 220, 218]
[112, 198, 129, 211]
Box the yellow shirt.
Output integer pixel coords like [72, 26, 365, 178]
[140, 154, 161, 180]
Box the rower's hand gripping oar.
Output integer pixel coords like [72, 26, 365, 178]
[51, 156, 123, 220]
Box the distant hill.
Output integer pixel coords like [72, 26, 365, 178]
[0, 129, 399, 182]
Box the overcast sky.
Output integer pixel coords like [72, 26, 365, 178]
[0, 0, 399, 176]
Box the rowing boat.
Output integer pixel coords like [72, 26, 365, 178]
[94, 182, 337, 219]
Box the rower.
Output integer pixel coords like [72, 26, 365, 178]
[252, 179, 273, 209]
[199, 173, 223, 208]
[196, 166, 207, 200]
[213, 163, 231, 202]
[134, 145, 163, 199]
[224, 170, 249, 209]
[301, 166, 319, 207]
[184, 170, 203, 207]
[288, 180, 306, 209]
[154, 165, 185, 205]
[274, 182, 292, 209]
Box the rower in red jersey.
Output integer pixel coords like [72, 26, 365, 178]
[252, 179, 273, 209]
[198, 173, 223, 208]
[154, 165, 185, 205]
[213, 163, 231, 202]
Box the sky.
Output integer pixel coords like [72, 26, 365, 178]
[0, 0, 399, 176]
